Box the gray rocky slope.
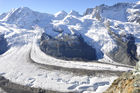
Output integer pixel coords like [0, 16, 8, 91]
[40, 33, 97, 61]
[0, 34, 8, 55]
[106, 22, 139, 66]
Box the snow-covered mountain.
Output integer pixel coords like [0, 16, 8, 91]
[0, 7, 54, 29]
[0, 1, 140, 64]
[84, 2, 140, 23]
[85, 3, 132, 22]
[54, 10, 68, 20]
[0, 1, 140, 93]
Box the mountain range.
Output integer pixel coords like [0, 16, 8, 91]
[0, 1, 140, 93]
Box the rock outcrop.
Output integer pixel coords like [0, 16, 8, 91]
[104, 71, 140, 93]
[109, 34, 138, 66]
[40, 33, 97, 61]
[106, 21, 139, 66]
[104, 61, 140, 93]
[0, 34, 8, 55]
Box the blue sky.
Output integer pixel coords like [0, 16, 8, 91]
[0, 0, 139, 14]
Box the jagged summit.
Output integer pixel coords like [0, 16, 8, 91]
[55, 10, 67, 17]
[85, 2, 133, 22]
[68, 10, 81, 17]
[54, 10, 68, 20]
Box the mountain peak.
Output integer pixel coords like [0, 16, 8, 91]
[0, 7, 34, 22]
[68, 10, 81, 16]
[85, 2, 132, 22]
[54, 10, 67, 19]
[13, 7, 33, 14]
[17, 7, 31, 10]
[55, 10, 67, 16]
[0, 7, 54, 29]
[136, 1, 140, 4]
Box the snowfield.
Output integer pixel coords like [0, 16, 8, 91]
[0, 1, 140, 93]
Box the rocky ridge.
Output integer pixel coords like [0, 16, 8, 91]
[104, 61, 140, 93]
[40, 33, 97, 61]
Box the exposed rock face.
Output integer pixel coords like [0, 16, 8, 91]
[0, 34, 8, 55]
[127, 35, 138, 62]
[104, 61, 140, 93]
[107, 27, 138, 65]
[85, 3, 131, 22]
[104, 71, 140, 93]
[40, 33, 97, 61]
[128, 2, 140, 24]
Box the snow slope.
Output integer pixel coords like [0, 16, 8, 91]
[54, 10, 68, 20]
[0, 7, 54, 29]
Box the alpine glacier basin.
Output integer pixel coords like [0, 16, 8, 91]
[0, 1, 140, 92]
[0, 23, 133, 93]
